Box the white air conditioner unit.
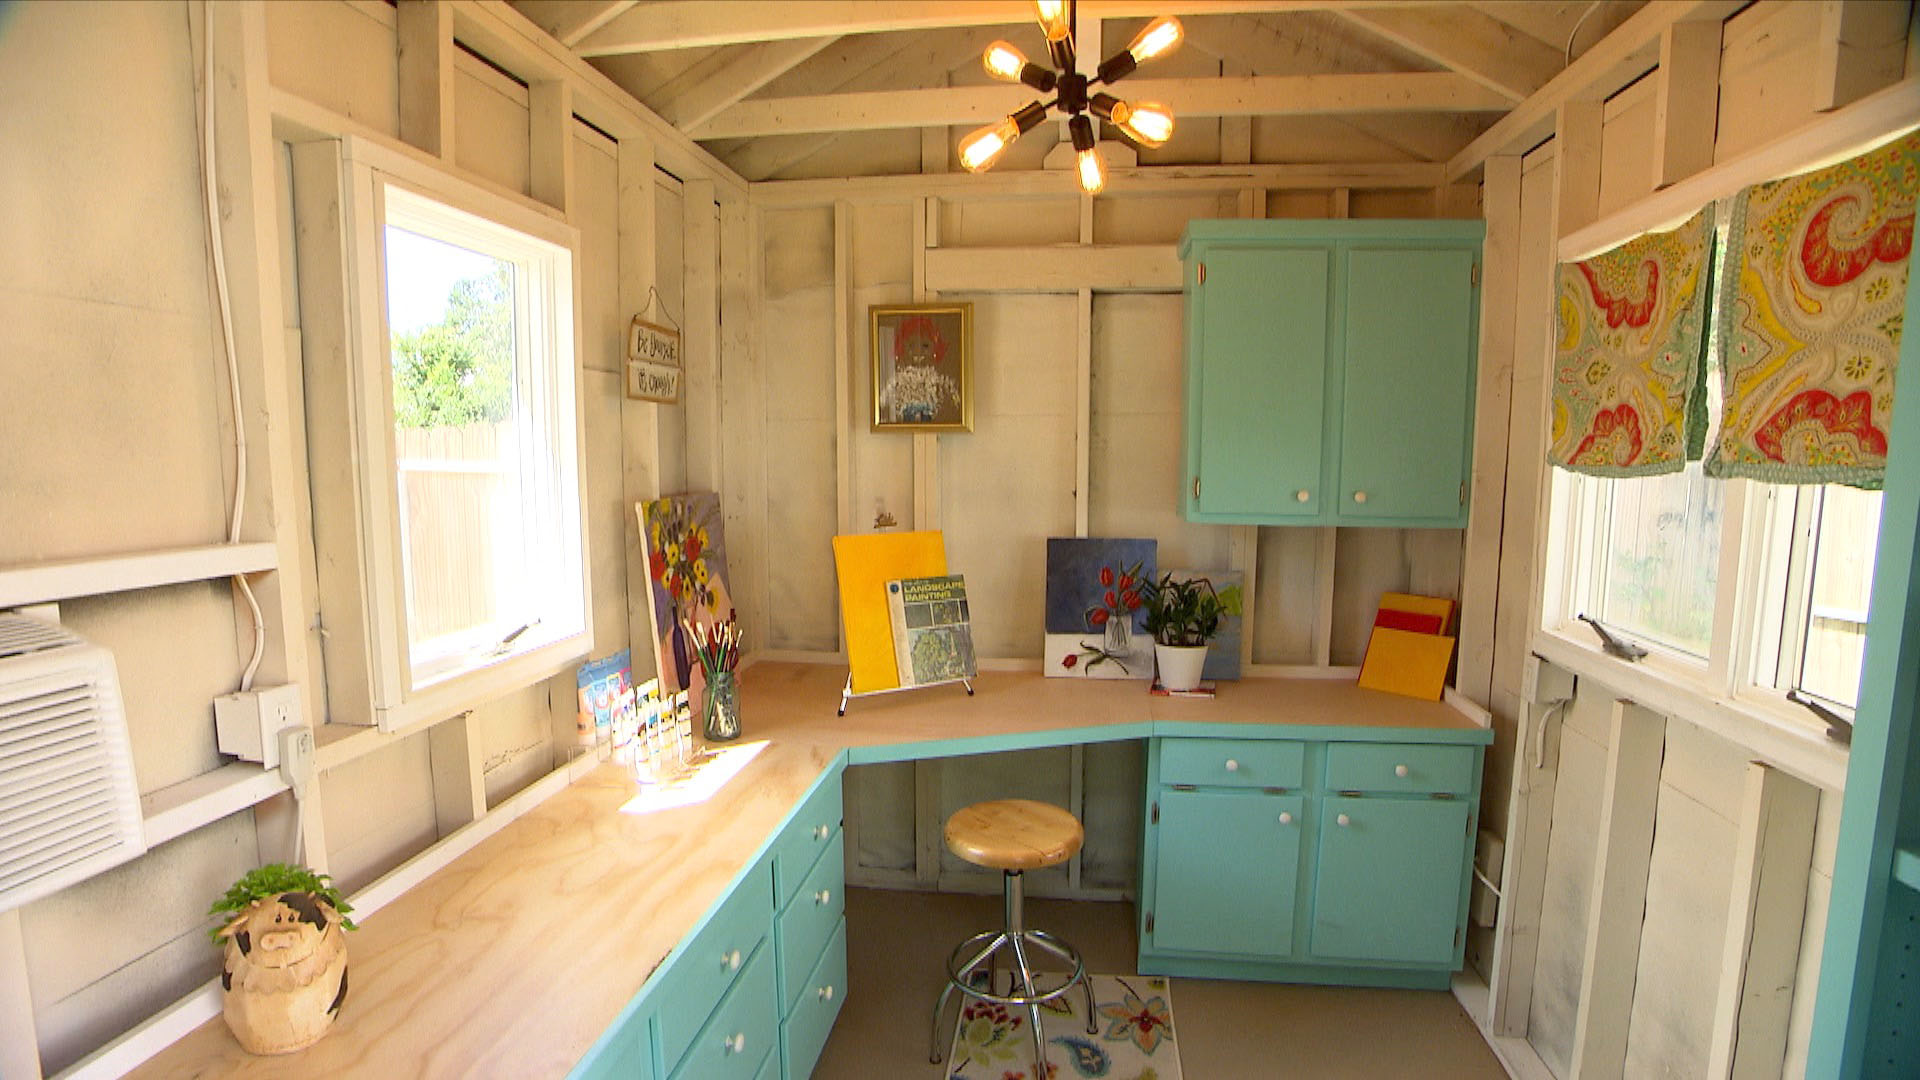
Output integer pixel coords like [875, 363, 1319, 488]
[0, 614, 145, 914]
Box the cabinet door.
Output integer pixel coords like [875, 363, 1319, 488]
[572, 1008, 655, 1080]
[1310, 797, 1471, 965]
[1337, 248, 1477, 524]
[1190, 246, 1328, 519]
[1150, 788, 1303, 957]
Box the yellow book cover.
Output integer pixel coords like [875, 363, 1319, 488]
[832, 531, 947, 694]
[1379, 591, 1457, 635]
[1357, 626, 1456, 701]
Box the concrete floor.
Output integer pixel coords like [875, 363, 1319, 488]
[814, 886, 1507, 1079]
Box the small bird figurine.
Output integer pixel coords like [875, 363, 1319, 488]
[1579, 614, 1647, 662]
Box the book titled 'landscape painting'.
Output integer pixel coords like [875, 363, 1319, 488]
[887, 574, 977, 688]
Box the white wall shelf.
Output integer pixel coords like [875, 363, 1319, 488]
[140, 762, 290, 849]
[0, 543, 278, 609]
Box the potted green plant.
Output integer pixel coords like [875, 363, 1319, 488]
[1142, 573, 1225, 691]
[208, 864, 355, 1055]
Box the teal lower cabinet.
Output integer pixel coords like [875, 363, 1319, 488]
[1138, 734, 1482, 990]
[572, 1001, 656, 1080]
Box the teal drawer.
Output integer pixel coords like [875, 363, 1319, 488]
[670, 943, 778, 1080]
[658, 861, 773, 1073]
[1324, 742, 1476, 796]
[1159, 737, 1305, 789]
[571, 1003, 653, 1080]
[754, 1046, 778, 1080]
[771, 769, 844, 910]
[778, 829, 846, 1011]
[781, 918, 848, 1080]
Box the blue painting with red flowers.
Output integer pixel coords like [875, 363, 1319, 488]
[1043, 538, 1157, 680]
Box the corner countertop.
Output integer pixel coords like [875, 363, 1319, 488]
[132, 662, 1487, 1078]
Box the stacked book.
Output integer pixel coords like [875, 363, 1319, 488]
[1356, 592, 1456, 701]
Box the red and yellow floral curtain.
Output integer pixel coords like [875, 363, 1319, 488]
[1549, 208, 1716, 476]
[1706, 130, 1919, 488]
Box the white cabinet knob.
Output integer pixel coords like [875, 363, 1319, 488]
[1395, 764, 1409, 778]
[1295, 489, 1310, 503]
[815, 888, 832, 906]
[818, 984, 836, 1002]
[724, 1032, 747, 1054]
[1353, 491, 1368, 504]
[724, 949, 742, 972]
[1225, 759, 1240, 772]
[814, 824, 832, 840]
[1278, 811, 1293, 825]
[1336, 813, 1351, 827]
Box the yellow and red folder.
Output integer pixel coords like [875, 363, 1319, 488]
[1357, 592, 1456, 701]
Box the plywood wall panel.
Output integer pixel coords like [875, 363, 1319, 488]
[1252, 526, 1320, 664]
[1350, 189, 1436, 219]
[264, 0, 399, 136]
[846, 762, 918, 872]
[453, 56, 532, 196]
[1597, 75, 1657, 218]
[774, 129, 926, 182]
[473, 680, 558, 807]
[940, 197, 1081, 248]
[849, 203, 917, 530]
[22, 813, 255, 1076]
[935, 748, 1073, 885]
[1081, 740, 1145, 889]
[578, 133, 624, 376]
[1527, 710, 1610, 1076]
[1093, 193, 1239, 245]
[1267, 191, 1337, 218]
[1331, 528, 1418, 665]
[320, 731, 439, 894]
[1714, 1, 1825, 161]
[582, 367, 633, 660]
[939, 294, 1077, 658]
[764, 420, 841, 651]
[654, 181, 690, 495]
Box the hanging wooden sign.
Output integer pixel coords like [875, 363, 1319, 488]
[625, 316, 682, 404]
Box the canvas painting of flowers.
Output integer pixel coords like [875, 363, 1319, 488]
[636, 493, 734, 702]
[870, 302, 972, 432]
[1043, 537, 1157, 680]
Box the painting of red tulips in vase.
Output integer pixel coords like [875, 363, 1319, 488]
[1043, 537, 1157, 679]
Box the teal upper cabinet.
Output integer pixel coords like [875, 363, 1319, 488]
[1180, 220, 1484, 528]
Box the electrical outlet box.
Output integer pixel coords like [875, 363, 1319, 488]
[1522, 654, 1575, 704]
[214, 684, 304, 768]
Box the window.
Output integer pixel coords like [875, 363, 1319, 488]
[1590, 463, 1723, 658]
[304, 138, 589, 731]
[1753, 483, 1883, 711]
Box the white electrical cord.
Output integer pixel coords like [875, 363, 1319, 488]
[194, 0, 267, 691]
[1566, 0, 1605, 66]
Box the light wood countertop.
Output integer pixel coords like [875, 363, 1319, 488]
[134, 661, 1486, 1078]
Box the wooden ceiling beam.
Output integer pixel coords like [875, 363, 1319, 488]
[518, 0, 638, 48]
[694, 72, 1511, 140]
[1333, 7, 1564, 101]
[1445, 0, 1749, 182]
[657, 38, 841, 131]
[750, 160, 1448, 205]
[576, 1, 1432, 56]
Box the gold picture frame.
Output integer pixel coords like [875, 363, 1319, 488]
[870, 302, 973, 433]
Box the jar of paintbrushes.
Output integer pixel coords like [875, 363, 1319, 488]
[687, 615, 743, 742]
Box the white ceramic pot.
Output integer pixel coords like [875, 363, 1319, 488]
[1155, 643, 1209, 691]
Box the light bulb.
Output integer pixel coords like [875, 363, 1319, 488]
[1113, 100, 1174, 147]
[959, 117, 1019, 172]
[983, 40, 1027, 83]
[1077, 145, 1107, 194]
[1127, 15, 1183, 62]
[1034, 0, 1071, 42]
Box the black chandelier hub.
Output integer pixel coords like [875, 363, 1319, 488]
[1056, 71, 1091, 115]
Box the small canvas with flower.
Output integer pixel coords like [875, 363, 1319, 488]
[636, 493, 734, 706]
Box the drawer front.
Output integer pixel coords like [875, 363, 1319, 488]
[670, 943, 778, 1080]
[1325, 742, 1476, 796]
[571, 1005, 653, 1080]
[772, 768, 844, 910]
[753, 1046, 779, 1080]
[781, 919, 848, 1080]
[1159, 737, 1305, 789]
[659, 862, 773, 1072]
[778, 830, 846, 1011]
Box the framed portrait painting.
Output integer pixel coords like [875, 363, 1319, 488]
[870, 302, 972, 433]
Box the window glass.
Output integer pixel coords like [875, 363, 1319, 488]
[1797, 485, 1882, 708]
[1597, 461, 1723, 657]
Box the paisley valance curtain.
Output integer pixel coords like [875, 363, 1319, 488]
[1548, 207, 1716, 476]
[1706, 130, 1920, 488]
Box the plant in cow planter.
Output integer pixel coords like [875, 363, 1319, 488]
[208, 864, 355, 1055]
[1142, 574, 1225, 692]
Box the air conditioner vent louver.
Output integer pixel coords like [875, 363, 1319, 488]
[0, 614, 144, 914]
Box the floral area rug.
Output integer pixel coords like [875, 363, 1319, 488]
[944, 973, 1180, 1080]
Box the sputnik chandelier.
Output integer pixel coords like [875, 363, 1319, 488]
[959, 0, 1182, 194]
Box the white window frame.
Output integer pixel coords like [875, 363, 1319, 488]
[336, 136, 591, 732]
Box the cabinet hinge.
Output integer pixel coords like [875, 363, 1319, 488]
[1146, 911, 1155, 934]
[1197, 262, 1206, 285]
[1471, 263, 1481, 288]
[1151, 801, 1160, 824]
[1338, 790, 1364, 798]
[1192, 476, 1201, 500]
[1460, 482, 1467, 506]
[1431, 792, 1456, 800]
[1455, 926, 1463, 949]
[1171, 784, 1198, 792]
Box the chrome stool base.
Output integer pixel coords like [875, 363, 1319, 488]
[929, 870, 1098, 1076]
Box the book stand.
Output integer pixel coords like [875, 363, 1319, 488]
[837, 672, 974, 716]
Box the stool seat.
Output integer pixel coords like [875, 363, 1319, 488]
[944, 799, 1084, 871]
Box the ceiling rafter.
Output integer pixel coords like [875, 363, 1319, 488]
[517, 0, 638, 48]
[657, 38, 842, 131]
[1333, 7, 1565, 101]
[575, 1, 1437, 56]
[692, 72, 1511, 140]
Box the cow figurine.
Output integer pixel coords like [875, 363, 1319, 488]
[216, 891, 350, 1055]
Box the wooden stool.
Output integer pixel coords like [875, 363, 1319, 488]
[929, 799, 1097, 1075]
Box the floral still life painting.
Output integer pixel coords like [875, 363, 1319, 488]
[636, 493, 733, 707]
[871, 302, 972, 432]
[1044, 538, 1157, 680]
[944, 974, 1180, 1080]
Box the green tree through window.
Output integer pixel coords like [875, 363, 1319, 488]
[391, 265, 514, 428]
